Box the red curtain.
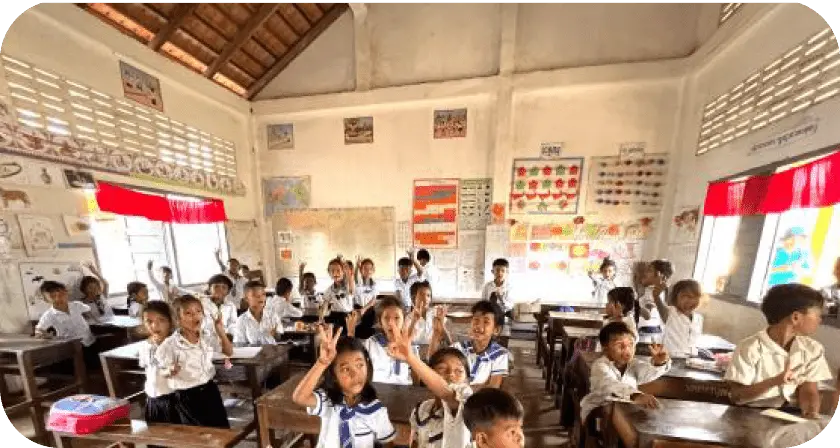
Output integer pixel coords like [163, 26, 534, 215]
[703, 151, 840, 216]
[95, 182, 228, 224]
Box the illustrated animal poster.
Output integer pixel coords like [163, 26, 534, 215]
[19, 262, 85, 319]
[344, 116, 374, 144]
[267, 123, 294, 150]
[413, 179, 459, 248]
[433, 109, 467, 139]
[459, 178, 492, 231]
[509, 158, 583, 215]
[0, 186, 32, 210]
[586, 154, 669, 215]
[119, 61, 164, 112]
[263, 176, 311, 216]
[17, 214, 57, 256]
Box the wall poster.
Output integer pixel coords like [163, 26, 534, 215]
[413, 179, 459, 248]
[459, 178, 492, 231]
[263, 176, 311, 216]
[509, 157, 583, 215]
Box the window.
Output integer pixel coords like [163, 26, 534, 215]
[696, 28, 840, 155]
[719, 4, 743, 26]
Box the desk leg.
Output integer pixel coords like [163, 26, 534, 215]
[18, 352, 46, 445]
[73, 341, 87, 394]
[100, 354, 118, 398]
[256, 402, 270, 448]
[544, 326, 555, 390]
[52, 433, 70, 448]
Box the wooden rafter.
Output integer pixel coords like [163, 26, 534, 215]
[204, 3, 279, 78]
[148, 3, 199, 51]
[247, 3, 348, 99]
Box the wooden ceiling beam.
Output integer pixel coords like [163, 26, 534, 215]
[204, 3, 279, 78]
[248, 3, 349, 99]
[148, 3, 199, 51]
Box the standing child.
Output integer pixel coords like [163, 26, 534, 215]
[126, 281, 149, 318]
[348, 296, 418, 385]
[34, 281, 97, 364]
[233, 281, 283, 346]
[322, 256, 356, 334]
[636, 260, 673, 344]
[656, 279, 705, 358]
[409, 281, 440, 345]
[604, 287, 638, 341]
[395, 252, 422, 310]
[200, 274, 238, 351]
[268, 278, 304, 320]
[79, 262, 113, 323]
[147, 261, 183, 303]
[298, 261, 321, 308]
[451, 301, 510, 388]
[214, 249, 247, 304]
[138, 301, 177, 424]
[156, 295, 232, 428]
[589, 258, 617, 307]
[725, 284, 832, 418]
[462, 388, 525, 448]
[481, 259, 513, 316]
[292, 327, 396, 447]
[354, 257, 379, 340]
[416, 249, 439, 292]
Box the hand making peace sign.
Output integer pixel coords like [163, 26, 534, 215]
[317, 324, 343, 366]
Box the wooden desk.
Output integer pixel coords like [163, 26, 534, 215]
[544, 312, 602, 391]
[90, 315, 144, 344]
[0, 336, 86, 444]
[52, 418, 252, 448]
[607, 398, 794, 448]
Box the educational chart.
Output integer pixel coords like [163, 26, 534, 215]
[459, 178, 492, 231]
[586, 154, 669, 215]
[19, 262, 85, 319]
[17, 214, 57, 257]
[272, 207, 395, 280]
[509, 158, 583, 215]
[413, 179, 459, 248]
[263, 176, 311, 216]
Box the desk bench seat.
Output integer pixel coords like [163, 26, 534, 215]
[52, 419, 254, 448]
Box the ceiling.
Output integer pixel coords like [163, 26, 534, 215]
[77, 3, 348, 99]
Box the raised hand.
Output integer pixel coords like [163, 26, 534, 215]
[299, 261, 307, 270]
[386, 321, 415, 362]
[317, 324, 342, 366]
[649, 343, 670, 366]
[632, 392, 660, 409]
[406, 248, 415, 259]
[432, 305, 448, 333]
[147, 260, 154, 270]
[345, 310, 360, 330]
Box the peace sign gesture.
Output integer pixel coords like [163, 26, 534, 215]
[317, 324, 342, 366]
[386, 321, 415, 362]
[776, 358, 799, 386]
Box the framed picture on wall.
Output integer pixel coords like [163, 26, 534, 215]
[63, 169, 95, 189]
[267, 123, 294, 150]
[119, 61, 164, 112]
[344, 116, 374, 144]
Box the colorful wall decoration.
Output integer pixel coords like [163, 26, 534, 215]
[119, 61, 164, 112]
[267, 123, 294, 150]
[413, 179, 459, 248]
[263, 176, 311, 216]
[509, 157, 583, 215]
[344, 116, 374, 144]
[459, 178, 492, 231]
[433, 109, 467, 139]
[586, 154, 669, 215]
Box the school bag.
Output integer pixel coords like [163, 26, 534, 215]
[47, 394, 130, 434]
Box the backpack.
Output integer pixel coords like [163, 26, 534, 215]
[47, 394, 130, 434]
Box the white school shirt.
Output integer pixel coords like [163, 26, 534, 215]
[222, 273, 248, 300]
[323, 283, 354, 313]
[155, 330, 217, 391]
[147, 269, 185, 302]
[35, 302, 96, 347]
[410, 383, 473, 448]
[355, 280, 378, 308]
[452, 340, 510, 385]
[481, 280, 513, 312]
[233, 309, 283, 345]
[137, 339, 174, 398]
[364, 333, 418, 385]
[82, 297, 114, 323]
[418, 264, 441, 292]
[394, 274, 421, 309]
[636, 287, 663, 342]
[579, 355, 671, 422]
[724, 329, 833, 407]
[301, 291, 323, 308]
[662, 306, 703, 358]
[128, 301, 143, 318]
[266, 296, 304, 319]
[200, 296, 238, 351]
[307, 389, 396, 448]
[591, 276, 615, 307]
[412, 309, 440, 345]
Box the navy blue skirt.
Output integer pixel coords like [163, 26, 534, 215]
[173, 381, 229, 429]
[145, 393, 178, 424]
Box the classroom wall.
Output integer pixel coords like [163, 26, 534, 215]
[0, 5, 257, 333]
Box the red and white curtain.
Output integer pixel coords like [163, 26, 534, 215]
[95, 182, 227, 223]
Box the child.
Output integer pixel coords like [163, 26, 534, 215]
[34, 281, 97, 362]
[462, 388, 525, 448]
[579, 322, 671, 425]
[409, 281, 438, 345]
[354, 257, 379, 339]
[267, 277, 304, 319]
[127, 281, 149, 318]
[292, 327, 396, 447]
[451, 301, 510, 387]
[416, 249, 439, 292]
[604, 287, 638, 341]
[481, 258, 513, 315]
[348, 296, 418, 385]
[395, 252, 423, 310]
[200, 274, 238, 351]
[821, 257, 840, 310]
[233, 281, 283, 346]
[147, 260, 183, 303]
[636, 260, 673, 344]
[589, 258, 617, 307]
[79, 262, 113, 323]
[757, 368, 839, 447]
[656, 279, 704, 358]
[323, 256, 356, 334]
[214, 249, 247, 302]
[298, 261, 321, 307]
[138, 301, 177, 424]
[155, 295, 232, 428]
[725, 284, 832, 417]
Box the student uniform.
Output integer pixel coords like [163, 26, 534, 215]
[300, 291, 323, 308]
[323, 283, 354, 313]
[394, 274, 421, 309]
[147, 268, 185, 302]
[355, 279, 378, 308]
[155, 330, 229, 428]
[81, 297, 114, 323]
[724, 330, 833, 407]
[412, 309, 440, 345]
[579, 356, 671, 422]
[354, 280, 378, 340]
[452, 340, 509, 385]
[364, 333, 417, 385]
[637, 287, 664, 344]
[137, 339, 177, 423]
[232, 309, 283, 345]
[410, 383, 473, 448]
[307, 388, 396, 448]
[36, 302, 96, 347]
[481, 279, 513, 312]
[266, 296, 304, 319]
[199, 296, 238, 351]
[223, 273, 248, 302]
[591, 275, 615, 307]
[662, 306, 703, 358]
[418, 264, 441, 292]
[128, 301, 144, 318]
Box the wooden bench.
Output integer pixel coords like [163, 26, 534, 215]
[52, 419, 255, 448]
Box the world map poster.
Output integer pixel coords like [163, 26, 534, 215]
[413, 179, 459, 248]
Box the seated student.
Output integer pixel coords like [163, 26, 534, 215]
[147, 260, 184, 303]
[126, 281, 149, 318]
[138, 301, 177, 424]
[268, 278, 304, 320]
[200, 274, 238, 351]
[298, 261, 322, 308]
[589, 257, 617, 307]
[416, 249, 439, 292]
[233, 281, 283, 346]
[579, 322, 671, 425]
[655, 279, 705, 358]
[725, 284, 833, 417]
[395, 252, 423, 310]
[636, 259, 673, 344]
[758, 368, 839, 448]
[604, 287, 638, 341]
[481, 258, 513, 316]
[462, 387, 525, 448]
[348, 296, 418, 385]
[156, 295, 232, 428]
[409, 280, 440, 345]
[78, 262, 113, 323]
[34, 281, 97, 364]
[292, 327, 396, 448]
[449, 301, 510, 388]
[214, 249, 247, 304]
[322, 256, 355, 334]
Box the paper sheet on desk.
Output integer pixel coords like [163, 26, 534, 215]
[760, 409, 808, 423]
[212, 347, 262, 360]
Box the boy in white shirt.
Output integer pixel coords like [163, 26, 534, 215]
[604, 287, 638, 341]
[416, 249, 440, 292]
[200, 274, 239, 352]
[409, 280, 440, 345]
[395, 255, 422, 310]
[481, 258, 513, 315]
[579, 322, 671, 424]
[233, 281, 283, 345]
[463, 388, 525, 448]
[449, 301, 510, 387]
[725, 283, 833, 418]
[655, 279, 705, 358]
[636, 260, 673, 344]
[214, 249, 247, 305]
[147, 261, 185, 303]
[35, 281, 96, 348]
[267, 278, 303, 320]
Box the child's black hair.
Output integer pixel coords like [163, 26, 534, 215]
[417, 249, 431, 263]
[761, 283, 825, 325]
[429, 347, 471, 381]
[598, 321, 635, 347]
[161, 266, 173, 276]
[79, 275, 100, 295]
[607, 287, 637, 318]
[142, 300, 173, 326]
[302, 272, 316, 284]
[668, 279, 702, 306]
[40, 280, 67, 295]
[463, 388, 524, 432]
[173, 294, 203, 317]
[208, 274, 234, 290]
[360, 258, 375, 269]
[321, 336, 378, 405]
[275, 278, 294, 297]
[327, 258, 344, 269]
[492, 258, 509, 269]
[599, 257, 617, 272]
[410, 280, 432, 299]
[649, 259, 674, 280]
[376, 296, 405, 323]
[127, 281, 147, 308]
[244, 280, 265, 292]
[398, 257, 413, 268]
[471, 300, 505, 329]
